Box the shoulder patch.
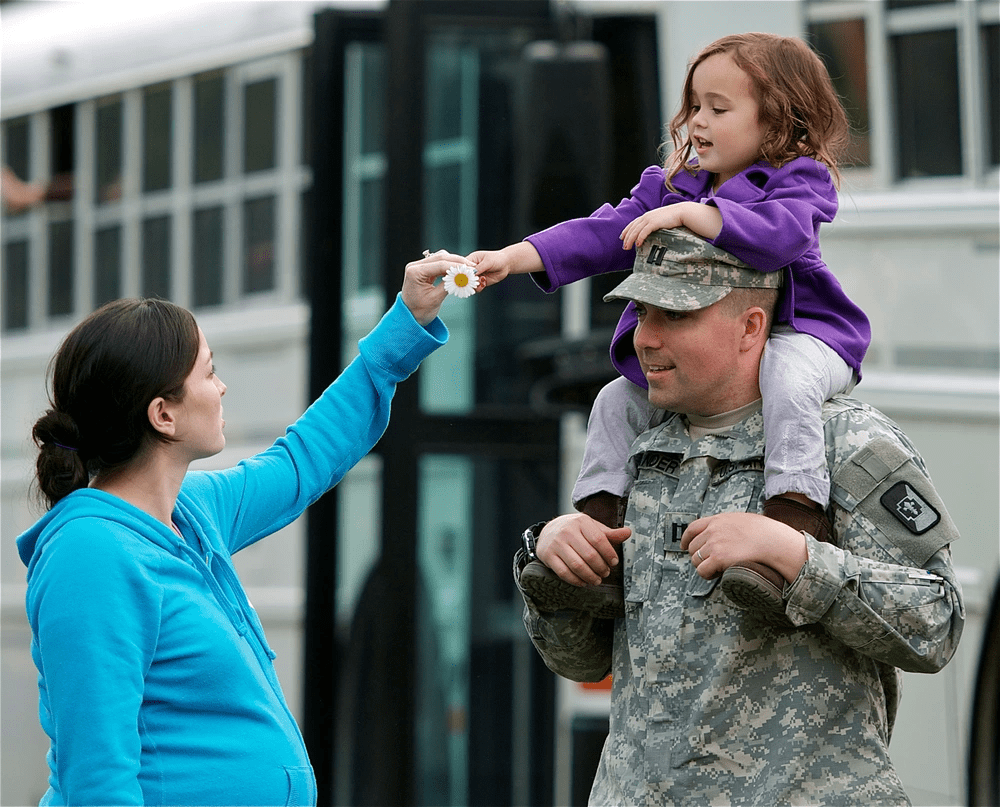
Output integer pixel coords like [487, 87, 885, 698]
[880, 481, 941, 535]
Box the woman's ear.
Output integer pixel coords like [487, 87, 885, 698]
[147, 397, 177, 438]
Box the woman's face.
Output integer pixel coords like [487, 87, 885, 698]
[172, 328, 227, 461]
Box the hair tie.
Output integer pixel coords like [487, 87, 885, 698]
[53, 442, 78, 452]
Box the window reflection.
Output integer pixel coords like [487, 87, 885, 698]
[95, 100, 123, 204]
[358, 177, 385, 291]
[808, 19, 871, 167]
[244, 78, 277, 173]
[986, 24, 999, 168]
[94, 226, 121, 306]
[343, 42, 387, 304]
[143, 85, 173, 192]
[424, 163, 462, 254]
[417, 455, 472, 807]
[3, 241, 29, 330]
[48, 220, 73, 316]
[359, 47, 385, 155]
[50, 105, 75, 184]
[243, 195, 275, 293]
[193, 207, 224, 308]
[425, 47, 464, 142]
[142, 215, 171, 299]
[5, 117, 31, 186]
[194, 73, 226, 184]
[887, 0, 954, 7]
[893, 29, 962, 177]
[2, 118, 32, 219]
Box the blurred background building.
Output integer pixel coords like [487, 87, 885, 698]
[1, 1, 997, 805]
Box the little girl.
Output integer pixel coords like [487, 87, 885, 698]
[472, 32, 869, 618]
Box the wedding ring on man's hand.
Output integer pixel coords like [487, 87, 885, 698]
[696, 548, 704, 561]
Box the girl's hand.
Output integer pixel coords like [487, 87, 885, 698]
[401, 250, 475, 326]
[620, 202, 724, 249]
[620, 206, 687, 249]
[466, 241, 544, 290]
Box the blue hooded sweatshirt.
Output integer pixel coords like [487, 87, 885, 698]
[16, 295, 447, 806]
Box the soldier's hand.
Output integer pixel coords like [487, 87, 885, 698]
[536, 513, 631, 587]
[681, 512, 807, 581]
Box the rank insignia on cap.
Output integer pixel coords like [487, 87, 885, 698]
[880, 481, 941, 535]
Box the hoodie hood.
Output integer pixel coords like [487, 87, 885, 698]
[17, 488, 182, 572]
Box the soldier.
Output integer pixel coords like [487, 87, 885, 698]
[514, 229, 964, 805]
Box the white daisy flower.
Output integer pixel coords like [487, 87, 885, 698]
[443, 264, 480, 298]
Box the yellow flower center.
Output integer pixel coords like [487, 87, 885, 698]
[454, 273, 469, 287]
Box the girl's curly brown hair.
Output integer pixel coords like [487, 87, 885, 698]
[664, 32, 850, 188]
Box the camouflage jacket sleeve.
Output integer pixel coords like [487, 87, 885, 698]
[784, 400, 965, 673]
[512, 549, 614, 683]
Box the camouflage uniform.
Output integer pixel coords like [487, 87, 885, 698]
[515, 396, 964, 806]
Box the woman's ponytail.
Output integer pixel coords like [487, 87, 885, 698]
[32, 410, 89, 508]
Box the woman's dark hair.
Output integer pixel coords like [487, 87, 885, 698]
[32, 298, 200, 508]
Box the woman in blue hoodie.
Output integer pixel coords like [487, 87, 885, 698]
[17, 250, 470, 806]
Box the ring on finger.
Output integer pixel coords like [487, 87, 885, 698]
[422, 249, 431, 258]
[696, 548, 704, 561]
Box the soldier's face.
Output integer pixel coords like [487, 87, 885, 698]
[632, 299, 749, 416]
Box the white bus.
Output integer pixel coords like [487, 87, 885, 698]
[3, 2, 996, 805]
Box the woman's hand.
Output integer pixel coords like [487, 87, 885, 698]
[401, 250, 477, 326]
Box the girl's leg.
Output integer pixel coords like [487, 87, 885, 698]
[758, 329, 855, 506]
[721, 329, 855, 622]
[521, 376, 665, 619]
[571, 375, 666, 507]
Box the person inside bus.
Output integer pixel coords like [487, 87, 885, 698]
[511, 228, 963, 805]
[2, 165, 74, 213]
[2, 165, 46, 213]
[16, 249, 472, 805]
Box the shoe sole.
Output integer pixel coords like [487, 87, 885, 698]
[520, 563, 625, 620]
[719, 567, 793, 626]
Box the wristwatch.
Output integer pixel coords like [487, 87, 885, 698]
[521, 521, 547, 562]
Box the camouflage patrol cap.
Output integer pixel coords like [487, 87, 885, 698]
[604, 227, 783, 311]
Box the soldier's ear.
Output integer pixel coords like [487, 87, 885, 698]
[740, 308, 767, 351]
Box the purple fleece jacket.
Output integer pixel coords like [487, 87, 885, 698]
[525, 158, 870, 388]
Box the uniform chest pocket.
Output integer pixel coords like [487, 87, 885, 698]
[626, 456, 764, 605]
[624, 460, 679, 604]
[626, 509, 700, 604]
[703, 458, 766, 517]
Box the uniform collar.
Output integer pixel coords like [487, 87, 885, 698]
[630, 402, 766, 463]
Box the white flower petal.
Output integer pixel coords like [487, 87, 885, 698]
[443, 265, 480, 299]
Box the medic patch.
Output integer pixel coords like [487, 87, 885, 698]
[880, 481, 941, 535]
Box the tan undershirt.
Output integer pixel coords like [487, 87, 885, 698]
[687, 399, 762, 440]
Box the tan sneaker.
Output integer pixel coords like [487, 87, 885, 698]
[719, 496, 832, 622]
[518, 492, 627, 619]
[520, 559, 624, 618]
